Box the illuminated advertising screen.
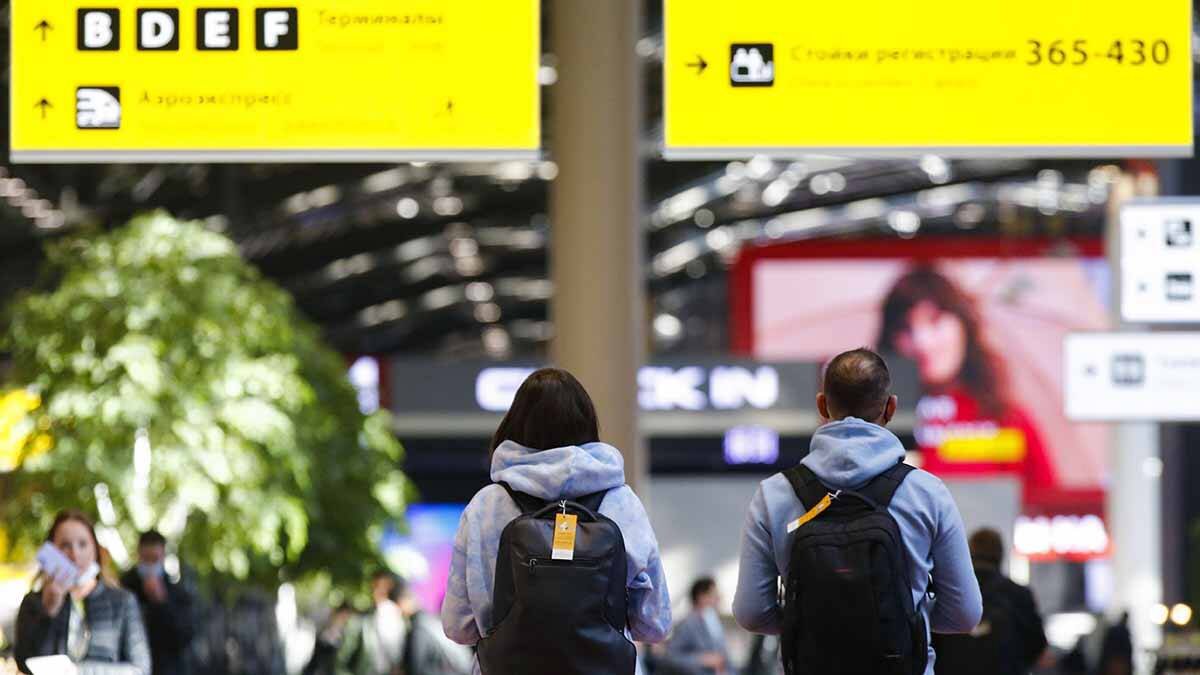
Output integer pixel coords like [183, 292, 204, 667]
[380, 504, 464, 613]
[733, 239, 1111, 503]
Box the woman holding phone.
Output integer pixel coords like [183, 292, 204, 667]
[15, 509, 151, 675]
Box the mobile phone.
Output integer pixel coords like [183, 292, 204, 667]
[35, 542, 80, 588]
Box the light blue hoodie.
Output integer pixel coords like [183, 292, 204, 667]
[732, 417, 982, 674]
[441, 441, 673, 673]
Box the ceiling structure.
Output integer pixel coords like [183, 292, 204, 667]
[0, 2, 1152, 358]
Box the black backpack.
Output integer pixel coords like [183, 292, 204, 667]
[477, 484, 635, 675]
[781, 462, 927, 675]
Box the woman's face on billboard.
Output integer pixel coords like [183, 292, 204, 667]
[894, 300, 967, 387]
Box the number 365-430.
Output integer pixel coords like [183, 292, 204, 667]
[1027, 39, 1170, 66]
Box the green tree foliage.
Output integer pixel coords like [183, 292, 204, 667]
[1, 212, 407, 589]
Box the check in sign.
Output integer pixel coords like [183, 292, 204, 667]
[664, 0, 1193, 158]
[11, 1, 540, 163]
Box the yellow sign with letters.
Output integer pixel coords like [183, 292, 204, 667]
[664, 0, 1193, 158]
[12, 0, 540, 162]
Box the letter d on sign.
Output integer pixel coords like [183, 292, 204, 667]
[257, 8, 298, 50]
[138, 9, 179, 50]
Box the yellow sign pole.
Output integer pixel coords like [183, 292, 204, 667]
[664, 0, 1193, 158]
[12, 1, 540, 162]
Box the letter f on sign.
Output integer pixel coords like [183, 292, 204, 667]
[257, 8, 298, 50]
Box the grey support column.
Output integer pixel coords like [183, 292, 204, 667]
[1106, 174, 1163, 672]
[549, 0, 647, 492]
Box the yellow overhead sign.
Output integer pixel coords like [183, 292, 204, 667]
[664, 0, 1193, 158]
[12, 0, 540, 162]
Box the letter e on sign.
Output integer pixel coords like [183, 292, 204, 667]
[257, 8, 298, 50]
[197, 9, 239, 51]
[78, 9, 120, 51]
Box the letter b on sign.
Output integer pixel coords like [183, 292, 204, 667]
[78, 9, 120, 50]
[256, 8, 298, 50]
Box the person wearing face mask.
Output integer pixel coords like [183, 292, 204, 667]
[15, 509, 151, 675]
[659, 578, 732, 675]
[120, 531, 194, 675]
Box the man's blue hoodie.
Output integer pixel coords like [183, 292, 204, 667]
[733, 417, 983, 673]
[442, 441, 672, 675]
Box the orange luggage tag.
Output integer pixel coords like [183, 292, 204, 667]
[787, 491, 839, 533]
[552, 501, 578, 560]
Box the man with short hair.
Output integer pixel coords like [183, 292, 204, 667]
[660, 577, 732, 675]
[733, 348, 982, 674]
[121, 530, 195, 675]
[933, 528, 1048, 675]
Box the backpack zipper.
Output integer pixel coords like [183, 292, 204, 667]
[527, 557, 600, 576]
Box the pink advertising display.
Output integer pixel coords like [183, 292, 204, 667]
[732, 238, 1110, 506]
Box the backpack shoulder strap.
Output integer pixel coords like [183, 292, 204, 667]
[860, 462, 916, 508]
[497, 482, 545, 515]
[783, 465, 831, 510]
[572, 489, 609, 515]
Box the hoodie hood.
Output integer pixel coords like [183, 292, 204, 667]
[802, 417, 906, 488]
[490, 440, 626, 500]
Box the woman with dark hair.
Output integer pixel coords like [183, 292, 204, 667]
[441, 368, 672, 674]
[876, 266, 1056, 496]
[15, 509, 151, 675]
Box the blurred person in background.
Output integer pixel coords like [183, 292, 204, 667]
[742, 634, 782, 675]
[877, 266, 1056, 497]
[1057, 641, 1089, 675]
[660, 578, 731, 675]
[933, 528, 1047, 675]
[336, 571, 405, 675]
[121, 531, 194, 675]
[637, 643, 664, 674]
[303, 604, 354, 675]
[396, 578, 471, 675]
[441, 367, 672, 674]
[1097, 612, 1133, 675]
[15, 509, 151, 675]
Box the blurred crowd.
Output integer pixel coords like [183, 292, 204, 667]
[0, 509, 473, 675]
